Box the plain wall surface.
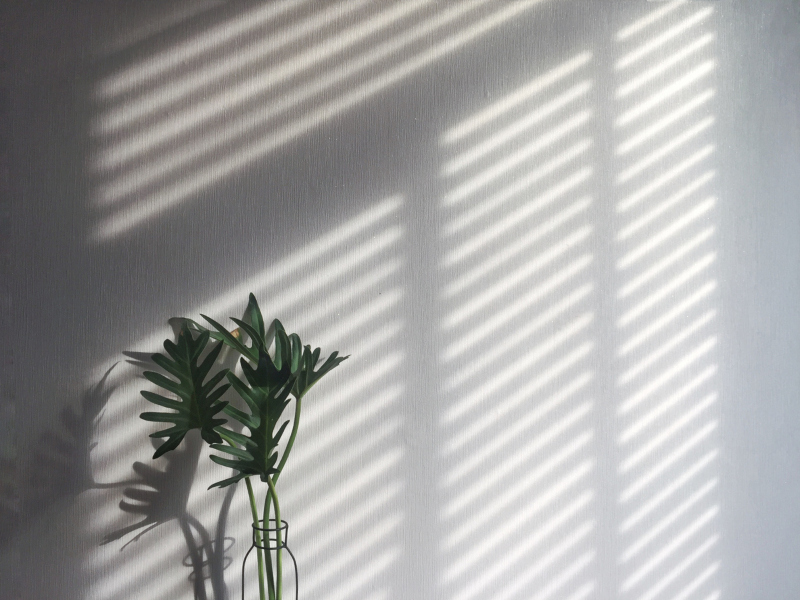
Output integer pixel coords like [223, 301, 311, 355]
[2, 1, 799, 599]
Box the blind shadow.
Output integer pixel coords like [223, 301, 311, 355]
[89, 0, 556, 241]
[87, 197, 407, 600]
[0, 365, 119, 549]
[436, 50, 599, 600]
[611, 4, 722, 600]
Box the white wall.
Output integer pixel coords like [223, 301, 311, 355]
[2, 1, 799, 599]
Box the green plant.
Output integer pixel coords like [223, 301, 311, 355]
[139, 293, 348, 600]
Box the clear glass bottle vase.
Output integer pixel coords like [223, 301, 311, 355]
[241, 519, 298, 600]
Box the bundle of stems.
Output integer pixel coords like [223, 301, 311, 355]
[138, 294, 347, 600]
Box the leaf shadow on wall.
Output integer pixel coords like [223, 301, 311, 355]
[101, 323, 249, 600]
[102, 430, 236, 600]
[0, 365, 120, 546]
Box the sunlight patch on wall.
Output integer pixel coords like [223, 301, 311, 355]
[89, 0, 555, 242]
[612, 4, 722, 600]
[437, 52, 598, 600]
[82, 197, 407, 600]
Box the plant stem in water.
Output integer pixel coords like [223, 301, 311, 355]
[262, 481, 277, 599]
[274, 398, 302, 484]
[267, 476, 283, 600]
[245, 478, 268, 600]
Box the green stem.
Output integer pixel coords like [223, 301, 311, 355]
[262, 397, 299, 599]
[263, 483, 273, 528]
[245, 478, 267, 600]
[266, 476, 283, 600]
[221, 431, 274, 599]
[274, 397, 302, 485]
[262, 484, 276, 600]
[262, 480, 275, 597]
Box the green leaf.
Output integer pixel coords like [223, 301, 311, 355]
[210, 348, 297, 487]
[225, 374, 260, 416]
[204, 383, 230, 406]
[230, 318, 266, 355]
[201, 314, 256, 362]
[152, 435, 184, 458]
[246, 293, 266, 345]
[219, 428, 250, 447]
[210, 444, 254, 461]
[143, 371, 185, 398]
[288, 333, 302, 374]
[175, 317, 239, 349]
[222, 403, 258, 428]
[138, 324, 230, 459]
[293, 348, 349, 399]
[140, 411, 190, 423]
[140, 391, 183, 411]
[209, 455, 248, 470]
[148, 425, 184, 438]
[183, 295, 350, 487]
[151, 353, 186, 380]
[208, 473, 248, 489]
[197, 340, 224, 382]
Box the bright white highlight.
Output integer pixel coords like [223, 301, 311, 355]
[616, 174, 714, 240]
[617, 33, 715, 98]
[613, 9, 722, 599]
[615, 7, 714, 70]
[618, 337, 717, 413]
[442, 138, 591, 207]
[444, 166, 592, 237]
[619, 393, 717, 473]
[616, 89, 715, 155]
[619, 422, 717, 503]
[616, 61, 715, 127]
[617, 197, 715, 267]
[617, 253, 716, 326]
[616, 117, 714, 183]
[620, 478, 717, 563]
[618, 311, 716, 384]
[444, 211, 591, 298]
[439, 47, 595, 600]
[619, 451, 718, 533]
[441, 52, 593, 144]
[618, 281, 716, 356]
[442, 88, 592, 176]
[92, 0, 554, 240]
[616, 0, 688, 41]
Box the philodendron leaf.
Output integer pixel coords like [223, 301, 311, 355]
[140, 325, 230, 459]
[245, 293, 267, 346]
[266, 319, 348, 398]
[192, 298, 349, 487]
[208, 349, 296, 488]
[174, 317, 241, 347]
[197, 294, 275, 365]
[200, 314, 256, 363]
[292, 345, 349, 399]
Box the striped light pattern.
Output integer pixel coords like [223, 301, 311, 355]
[436, 52, 598, 600]
[612, 4, 722, 600]
[83, 197, 407, 600]
[89, 0, 553, 242]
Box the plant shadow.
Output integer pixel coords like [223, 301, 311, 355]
[103, 326, 245, 600]
[0, 364, 120, 547]
[103, 431, 237, 600]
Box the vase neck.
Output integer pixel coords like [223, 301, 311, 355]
[251, 518, 289, 550]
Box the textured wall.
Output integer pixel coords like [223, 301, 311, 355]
[2, 1, 799, 599]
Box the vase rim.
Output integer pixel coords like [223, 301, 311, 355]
[251, 518, 288, 533]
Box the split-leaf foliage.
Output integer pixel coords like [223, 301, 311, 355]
[140, 293, 348, 486]
[138, 293, 348, 600]
[140, 326, 229, 458]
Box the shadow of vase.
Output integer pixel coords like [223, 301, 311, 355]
[102, 331, 245, 600]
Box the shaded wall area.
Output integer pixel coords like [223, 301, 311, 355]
[2, 1, 799, 599]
